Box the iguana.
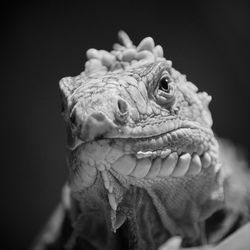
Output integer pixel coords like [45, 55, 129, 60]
[33, 31, 250, 250]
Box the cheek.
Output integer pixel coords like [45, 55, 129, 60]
[202, 109, 213, 127]
[177, 103, 207, 125]
[190, 105, 213, 127]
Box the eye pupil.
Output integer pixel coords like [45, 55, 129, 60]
[159, 77, 170, 92]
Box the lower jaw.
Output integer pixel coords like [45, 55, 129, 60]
[77, 132, 217, 169]
[69, 135, 219, 194]
[69, 157, 223, 244]
[67, 136, 223, 246]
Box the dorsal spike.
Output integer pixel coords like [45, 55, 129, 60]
[118, 30, 133, 48]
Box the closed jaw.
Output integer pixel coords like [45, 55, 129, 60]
[75, 134, 216, 186]
[72, 132, 217, 212]
[71, 127, 217, 213]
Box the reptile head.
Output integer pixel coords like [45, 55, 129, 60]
[60, 32, 218, 188]
[59, 32, 223, 243]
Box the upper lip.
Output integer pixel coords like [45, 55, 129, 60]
[69, 123, 213, 154]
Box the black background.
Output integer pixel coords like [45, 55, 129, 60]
[2, 1, 250, 249]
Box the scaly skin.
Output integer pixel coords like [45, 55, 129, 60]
[34, 32, 231, 250]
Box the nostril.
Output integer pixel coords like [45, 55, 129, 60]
[91, 112, 106, 122]
[117, 99, 128, 115]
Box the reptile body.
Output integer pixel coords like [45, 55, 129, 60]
[33, 32, 249, 250]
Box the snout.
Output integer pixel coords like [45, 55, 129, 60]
[69, 95, 129, 142]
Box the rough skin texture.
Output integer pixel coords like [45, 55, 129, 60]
[33, 32, 250, 250]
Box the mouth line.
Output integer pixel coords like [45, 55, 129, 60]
[108, 138, 218, 175]
[69, 126, 219, 201]
[74, 128, 218, 174]
[71, 122, 213, 152]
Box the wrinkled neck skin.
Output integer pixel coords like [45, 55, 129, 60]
[59, 32, 225, 250]
[65, 162, 223, 250]
[64, 121, 224, 250]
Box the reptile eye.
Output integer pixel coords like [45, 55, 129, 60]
[155, 74, 175, 107]
[159, 76, 171, 93]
